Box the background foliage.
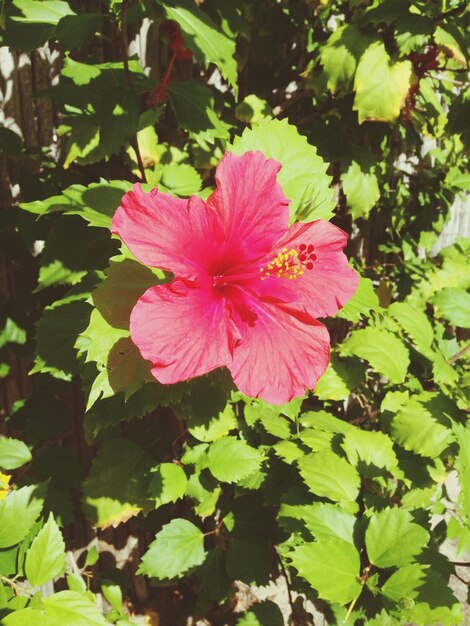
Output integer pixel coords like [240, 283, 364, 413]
[0, 0, 469, 624]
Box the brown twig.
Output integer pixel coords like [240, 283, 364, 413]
[450, 344, 470, 363]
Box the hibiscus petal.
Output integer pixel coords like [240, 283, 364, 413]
[272, 220, 359, 318]
[208, 151, 290, 260]
[112, 185, 224, 277]
[130, 279, 236, 384]
[228, 293, 330, 404]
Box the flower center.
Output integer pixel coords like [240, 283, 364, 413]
[260, 244, 316, 280]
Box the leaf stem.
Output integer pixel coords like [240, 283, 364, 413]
[0, 575, 32, 598]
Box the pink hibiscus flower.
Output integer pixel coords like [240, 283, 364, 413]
[111, 151, 358, 404]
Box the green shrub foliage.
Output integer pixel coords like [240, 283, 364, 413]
[0, 0, 469, 624]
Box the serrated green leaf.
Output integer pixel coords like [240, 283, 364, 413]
[168, 80, 231, 142]
[236, 601, 284, 626]
[320, 24, 373, 92]
[148, 463, 187, 508]
[81, 439, 154, 528]
[161, 0, 237, 89]
[341, 429, 399, 475]
[342, 158, 380, 219]
[0, 608, 60, 626]
[340, 328, 409, 383]
[159, 162, 202, 196]
[19, 180, 132, 228]
[388, 301, 434, 354]
[279, 502, 356, 544]
[353, 42, 413, 123]
[139, 519, 206, 579]
[0, 318, 27, 349]
[454, 424, 470, 519]
[231, 118, 334, 221]
[0, 437, 32, 470]
[381, 564, 426, 603]
[11, 0, 74, 24]
[365, 508, 429, 569]
[298, 449, 360, 502]
[205, 436, 262, 483]
[337, 277, 380, 323]
[431, 288, 470, 328]
[290, 539, 362, 605]
[391, 397, 454, 458]
[0, 484, 45, 548]
[25, 513, 66, 586]
[43, 591, 107, 626]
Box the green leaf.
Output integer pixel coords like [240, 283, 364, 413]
[32, 300, 91, 379]
[161, 0, 237, 89]
[25, 513, 66, 586]
[1, 608, 60, 626]
[91, 256, 158, 330]
[353, 42, 413, 123]
[205, 436, 263, 483]
[391, 396, 454, 458]
[320, 24, 373, 92]
[341, 429, 399, 476]
[388, 302, 434, 354]
[297, 449, 360, 502]
[148, 463, 187, 508]
[279, 502, 356, 544]
[0, 484, 45, 548]
[0, 437, 32, 470]
[381, 564, 426, 603]
[342, 158, 380, 219]
[81, 439, 154, 528]
[236, 601, 284, 626]
[231, 118, 334, 221]
[340, 328, 410, 383]
[0, 318, 27, 349]
[56, 13, 102, 50]
[290, 539, 362, 605]
[454, 424, 470, 519]
[337, 277, 380, 323]
[168, 80, 231, 142]
[365, 508, 429, 569]
[43, 591, 108, 626]
[138, 519, 206, 579]
[431, 288, 470, 328]
[19, 180, 132, 228]
[10, 0, 74, 24]
[235, 94, 273, 124]
[158, 162, 202, 196]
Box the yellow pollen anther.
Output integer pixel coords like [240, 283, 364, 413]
[259, 248, 306, 281]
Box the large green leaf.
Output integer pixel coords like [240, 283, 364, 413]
[431, 288, 470, 328]
[139, 519, 206, 579]
[231, 118, 334, 221]
[161, 0, 237, 89]
[297, 449, 360, 502]
[0, 437, 32, 470]
[10, 0, 74, 23]
[365, 508, 429, 569]
[205, 436, 263, 483]
[320, 24, 373, 92]
[0, 484, 45, 548]
[337, 277, 380, 323]
[353, 42, 413, 123]
[25, 513, 66, 586]
[279, 502, 356, 544]
[341, 429, 399, 476]
[290, 539, 362, 605]
[340, 328, 409, 383]
[388, 302, 434, 355]
[341, 158, 380, 219]
[148, 463, 188, 508]
[391, 396, 454, 458]
[19, 180, 132, 228]
[81, 439, 154, 528]
[43, 591, 107, 626]
[454, 424, 470, 519]
[381, 564, 426, 603]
